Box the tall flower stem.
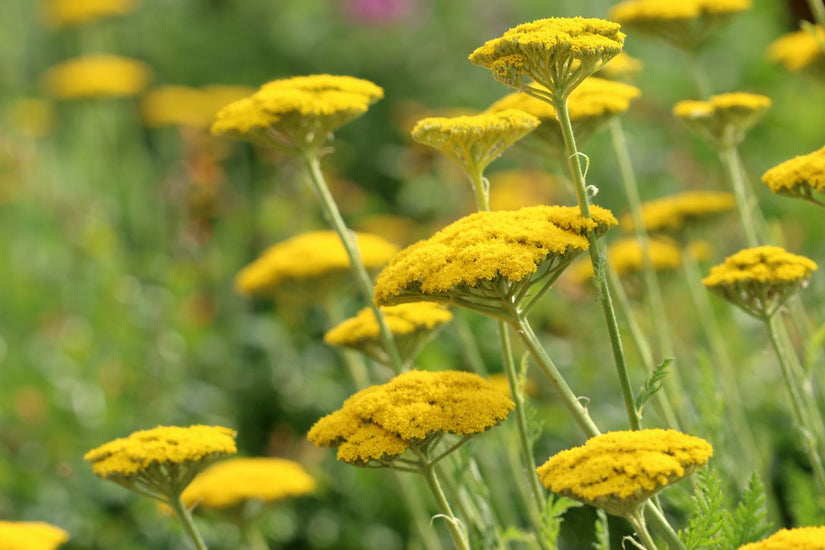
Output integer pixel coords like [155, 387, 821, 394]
[719, 145, 762, 248]
[687, 51, 712, 99]
[169, 494, 209, 550]
[807, 0, 825, 34]
[240, 519, 269, 550]
[414, 451, 470, 550]
[627, 508, 659, 550]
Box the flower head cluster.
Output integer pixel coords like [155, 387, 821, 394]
[673, 92, 771, 147]
[703, 246, 818, 318]
[597, 52, 644, 81]
[625, 191, 736, 239]
[608, 0, 752, 51]
[410, 109, 539, 176]
[486, 170, 562, 211]
[211, 74, 383, 152]
[570, 237, 682, 283]
[737, 526, 825, 550]
[767, 26, 825, 73]
[469, 17, 625, 98]
[373, 205, 617, 316]
[180, 457, 315, 510]
[536, 429, 712, 517]
[44, 54, 151, 99]
[140, 85, 255, 129]
[42, 0, 137, 27]
[761, 145, 825, 207]
[0, 521, 70, 550]
[308, 370, 514, 465]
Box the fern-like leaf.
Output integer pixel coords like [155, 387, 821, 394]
[541, 494, 582, 548]
[635, 358, 672, 416]
[592, 509, 610, 550]
[680, 466, 728, 550]
[722, 472, 772, 548]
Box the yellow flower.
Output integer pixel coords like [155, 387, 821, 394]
[211, 74, 383, 152]
[235, 230, 399, 300]
[180, 457, 315, 510]
[485, 373, 538, 399]
[44, 54, 151, 99]
[597, 52, 644, 81]
[536, 429, 712, 516]
[767, 26, 825, 73]
[761, 145, 825, 207]
[308, 370, 514, 465]
[469, 17, 625, 98]
[624, 190, 736, 238]
[737, 526, 825, 550]
[569, 237, 682, 283]
[41, 0, 137, 27]
[410, 109, 539, 176]
[487, 169, 562, 211]
[0, 521, 69, 550]
[673, 92, 771, 147]
[140, 85, 255, 129]
[703, 246, 817, 318]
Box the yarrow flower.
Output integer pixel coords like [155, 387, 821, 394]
[140, 85, 255, 129]
[41, 0, 137, 27]
[596, 52, 643, 81]
[673, 92, 771, 148]
[569, 237, 682, 283]
[767, 25, 825, 73]
[307, 370, 514, 465]
[703, 246, 817, 318]
[486, 169, 562, 211]
[536, 429, 712, 517]
[737, 526, 825, 550]
[469, 17, 625, 99]
[623, 190, 736, 239]
[0, 520, 70, 550]
[761, 145, 825, 208]
[44, 54, 151, 99]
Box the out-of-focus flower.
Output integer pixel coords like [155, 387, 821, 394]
[569, 237, 682, 283]
[737, 526, 825, 550]
[44, 54, 151, 99]
[767, 25, 825, 73]
[141, 85, 255, 129]
[624, 191, 736, 240]
[761, 145, 825, 208]
[0, 521, 69, 550]
[345, 0, 413, 25]
[673, 92, 771, 148]
[41, 0, 137, 27]
[597, 52, 643, 81]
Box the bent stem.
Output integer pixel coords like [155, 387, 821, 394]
[413, 449, 470, 550]
[807, 0, 825, 38]
[627, 508, 659, 550]
[718, 145, 763, 248]
[169, 494, 209, 550]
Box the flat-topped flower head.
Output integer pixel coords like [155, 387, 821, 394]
[211, 74, 383, 153]
[536, 429, 712, 517]
[325, 302, 453, 366]
[609, 0, 752, 51]
[235, 230, 399, 302]
[469, 17, 625, 99]
[570, 237, 682, 285]
[141, 85, 255, 129]
[624, 190, 736, 240]
[487, 170, 562, 211]
[42, 0, 137, 27]
[84, 425, 237, 500]
[308, 370, 514, 466]
[373, 205, 617, 318]
[44, 54, 151, 99]
[673, 92, 771, 148]
[703, 246, 817, 318]
[0, 521, 70, 550]
[597, 52, 644, 81]
[180, 457, 315, 510]
[767, 26, 825, 74]
[738, 526, 825, 550]
[410, 109, 539, 176]
[761, 145, 825, 208]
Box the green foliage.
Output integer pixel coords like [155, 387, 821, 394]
[541, 494, 582, 549]
[804, 323, 825, 374]
[783, 462, 825, 526]
[635, 358, 672, 418]
[592, 509, 610, 550]
[722, 473, 772, 548]
[680, 467, 727, 550]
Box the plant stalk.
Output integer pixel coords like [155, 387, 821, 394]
[169, 495, 209, 550]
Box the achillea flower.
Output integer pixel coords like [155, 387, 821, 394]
[761, 145, 825, 207]
[487, 169, 561, 211]
[181, 457, 315, 510]
[308, 370, 514, 465]
[44, 54, 151, 99]
[767, 26, 825, 73]
[469, 17, 625, 98]
[324, 302, 452, 366]
[485, 373, 538, 399]
[737, 526, 825, 550]
[373, 205, 617, 316]
[673, 92, 771, 148]
[0, 521, 69, 550]
[410, 109, 539, 176]
[536, 429, 712, 516]
[140, 85, 255, 129]
[569, 237, 682, 283]
[597, 52, 644, 81]
[42, 0, 137, 27]
[624, 191, 736, 238]
[608, 0, 751, 51]
[703, 246, 817, 318]
[235, 230, 399, 300]
[211, 74, 383, 152]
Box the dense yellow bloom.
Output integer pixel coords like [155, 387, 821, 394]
[625, 191, 736, 237]
[570, 237, 682, 282]
[42, 0, 137, 27]
[235, 230, 399, 299]
[597, 52, 643, 81]
[673, 92, 771, 147]
[703, 246, 817, 318]
[308, 370, 514, 465]
[410, 110, 539, 175]
[767, 26, 825, 72]
[536, 429, 712, 516]
[181, 457, 315, 510]
[140, 85, 255, 129]
[738, 526, 825, 550]
[469, 17, 625, 97]
[761, 145, 825, 206]
[44, 54, 151, 99]
[0, 521, 69, 550]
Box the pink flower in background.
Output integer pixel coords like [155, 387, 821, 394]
[345, 0, 414, 24]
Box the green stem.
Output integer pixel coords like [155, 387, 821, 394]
[687, 51, 712, 99]
[628, 508, 659, 550]
[806, 0, 825, 34]
[393, 472, 445, 550]
[418, 459, 470, 550]
[719, 145, 762, 248]
[241, 519, 269, 550]
[644, 502, 687, 550]
[468, 168, 490, 212]
[169, 495, 209, 550]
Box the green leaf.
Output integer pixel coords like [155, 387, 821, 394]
[592, 509, 610, 550]
[722, 472, 772, 548]
[541, 494, 582, 548]
[635, 358, 673, 416]
[680, 466, 729, 550]
[804, 323, 825, 374]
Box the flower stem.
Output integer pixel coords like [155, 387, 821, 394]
[241, 519, 269, 550]
[644, 502, 687, 550]
[719, 145, 762, 248]
[169, 495, 209, 550]
[628, 508, 659, 550]
[419, 459, 470, 550]
[807, 0, 825, 36]
[469, 168, 490, 212]
[687, 51, 712, 99]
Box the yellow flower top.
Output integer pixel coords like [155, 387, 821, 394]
[410, 109, 539, 175]
[767, 26, 825, 72]
[235, 230, 399, 298]
[373, 205, 617, 308]
[761, 145, 825, 202]
[673, 92, 771, 147]
[625, 191, 736, 236]
[487, 169, 561, 211]
[211, 74, 383, 152]
[536, 429, 712, 516]
[140, 85, 255, 129]
[180, 457, 315, 510]
[308, 370, 514, 465]
[469, 17, 625, 97]
[597, 52, 644, 80]
[44, 54, 151, 99]
[41, 0, 137, 27]
[738, 527, 825, 550]
[325, 303, 452, 346]
[570, 237, 682, 282]
[0, 521, 70, 550]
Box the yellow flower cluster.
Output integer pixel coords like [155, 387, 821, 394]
[140, 85, 255, 129]
[673, 92, 771, 147]
[308, 370, 514, 465]
[738, 526, 825, 550]
[373, 205, 617, 309]
[181, 457, 315, 510]
[410, 109, 539, 175]
[761, 145, 825, 204]
[42, 0, 137, 27]
[487, 169, 561, 211]
[767, 26, 825, 72]
[469, 17, 625, 97]
[597, 52, 644, 81]
[235, 230, 399, 298]
[0, 520, 69, 550]
[625, 190, 736, 237]
[211, 74, 383, 152]
[570, 237, 682, 283]
[536, 429, 712, 516]
[44, 54, 151, 99]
